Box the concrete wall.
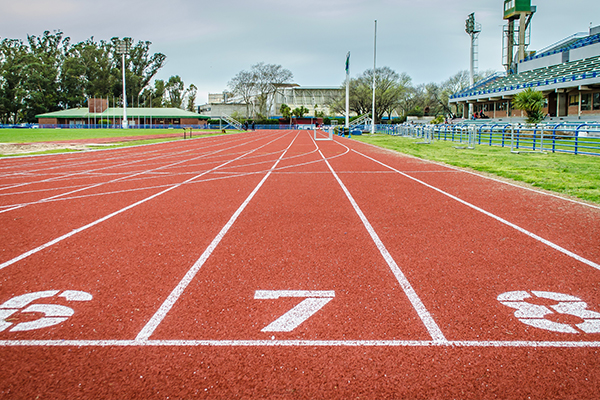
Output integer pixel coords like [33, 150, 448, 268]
[518, 53, 563, 73]
[570, 42, 600, 62]
[519, 39, 600, 73]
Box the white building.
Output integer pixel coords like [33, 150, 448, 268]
[199, 85, 345, 119]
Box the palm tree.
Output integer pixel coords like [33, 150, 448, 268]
[513, 88, 545, 123]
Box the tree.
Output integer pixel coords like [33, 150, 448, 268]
[111, 37, 166, 104]
[513, 87, 545, 123]
[228, 70, 255, 117]
[329, 67, 410, 123]
[65, 39, 115, 101]
[0, 31, 171, 122]
[252, 62, 293, 117]
[0, 39, 29, 123]
[151, 79, 166, 107]
[292, 106, 308, 117]
[164, 75, 185, 108]
[186, 84, 197, 112]
[280, 103, 291, 120]
[441, 69, 496, 117]
[23, 30, 69, 121]
[228, 63, 293, 118]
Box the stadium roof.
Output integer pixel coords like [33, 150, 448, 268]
[450, 55, 600, 103]
[36, 107, 209, 119]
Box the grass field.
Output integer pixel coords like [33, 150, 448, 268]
[354, 134, 600, 205]
[0, 128, 238, 157]
[0, 128, 228, 143]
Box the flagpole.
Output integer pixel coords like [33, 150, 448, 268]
[345, 51, 350, 129]
[371, 20, 377, 134]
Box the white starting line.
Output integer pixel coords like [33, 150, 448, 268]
[1, 339, 600, 348]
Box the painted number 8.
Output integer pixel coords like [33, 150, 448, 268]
[498, 290, 600, 334]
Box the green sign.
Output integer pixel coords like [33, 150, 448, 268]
[503, 0, 531, 19]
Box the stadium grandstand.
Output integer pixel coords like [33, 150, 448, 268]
[450, 18, 600, 122]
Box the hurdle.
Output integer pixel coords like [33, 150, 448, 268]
[454, 125, 475, 149]
[511, 124, 546, 154]
[314, 127, 334, 141]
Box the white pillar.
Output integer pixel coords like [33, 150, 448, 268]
[371, 20, 377, 134]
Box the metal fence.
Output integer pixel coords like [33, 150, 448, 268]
[382, 122, 600, 156]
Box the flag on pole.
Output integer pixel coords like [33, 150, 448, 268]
[345, 52, 350, 74]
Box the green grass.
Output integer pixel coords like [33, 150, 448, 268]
[354, 134, 600, 205]
[0, 128, 232, 143]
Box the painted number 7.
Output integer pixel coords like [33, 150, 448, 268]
[254, 290, 335, 332]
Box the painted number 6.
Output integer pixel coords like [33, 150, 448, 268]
[0, 290, 92, 332]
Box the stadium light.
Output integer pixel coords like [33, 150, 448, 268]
[465, 13, 475, 34]
[116, 39, 131, 129]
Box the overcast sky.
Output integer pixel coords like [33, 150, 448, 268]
[1, 0, 599, 104]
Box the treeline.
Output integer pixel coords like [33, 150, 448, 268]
[328, 67, 496, 124]
[226, 61, 495, 123]
[0, 30, 197, 124]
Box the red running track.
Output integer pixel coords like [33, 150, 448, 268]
[1, 130, 600, 398]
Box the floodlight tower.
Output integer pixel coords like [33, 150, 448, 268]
[465, 13, 481, 118]
[503, 0, 536, 74]
[465, 13, 481, 87]
[116, 39, 131, 129]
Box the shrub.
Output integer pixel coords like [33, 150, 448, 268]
[513, 88, 545, 124]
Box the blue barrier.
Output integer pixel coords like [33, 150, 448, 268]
[385, 123, 600, 157]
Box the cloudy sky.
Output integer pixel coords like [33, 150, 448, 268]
[1, 0, 598, 104]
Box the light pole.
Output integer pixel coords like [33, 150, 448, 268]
[116, 39, 131, 129]
[465, 13, 481, 119]
[345, 52, 350, 130]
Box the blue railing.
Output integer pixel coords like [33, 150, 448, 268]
[383, 123, 600, 156]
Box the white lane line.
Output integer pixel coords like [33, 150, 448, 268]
[313, 137, 447, 343]
[0, 131, 235, 175]
[135, 132, 300, 341]
[0, 140, 343, 208]
[0, 133, 289, 272]
[0, 147, 350, 208]
[1, 339, 600, 348]
[255, 290, 336, 299]
[0, 149, 185, 192]
[0, 131, 259, 192]
[0, 132, 280, 214]
[353, 149, 600, 272]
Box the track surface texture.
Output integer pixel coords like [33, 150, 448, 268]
[1, 130, 599, 399]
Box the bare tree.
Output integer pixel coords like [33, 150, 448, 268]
[228, 63, 293, 118]
[441, 69, 497, 117]
[228, 69, 255, 117]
